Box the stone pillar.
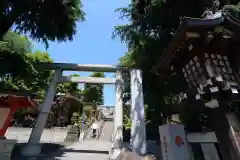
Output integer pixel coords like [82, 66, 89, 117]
[110, 70, 123, 159]
[130, 69, 146, 155]
[22, 69, 62, 156]
[79, 111, 86, 141]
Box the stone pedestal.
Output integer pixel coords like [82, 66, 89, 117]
[79, 132, 84, 142]
[65, 125, 80, 142]
[0, 138, 17, 160]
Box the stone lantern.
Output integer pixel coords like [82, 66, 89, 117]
[153, 6, 240, 160]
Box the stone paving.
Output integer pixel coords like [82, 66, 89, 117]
[8, 121, 161, 160]
[8, 121, 114, 160]
[85, 121, 113, 141]
[6, 127, 68, 143]
[99, 121, 114, 141]
[45, 121, 113, 160]
[47, 140, 111, 160]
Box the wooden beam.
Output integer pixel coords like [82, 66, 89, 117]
[59, 76, 116, 84]
[39, 62, 129, 72]
[152, 23, 187, 73]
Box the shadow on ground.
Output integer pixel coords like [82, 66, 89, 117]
[46, 148, 109, 159]
[56, 149, 109, 154]
[11, 143, 64, 160]
[11, 142, 109, 160]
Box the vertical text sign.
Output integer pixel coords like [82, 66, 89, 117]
[159, 124, 191, 160]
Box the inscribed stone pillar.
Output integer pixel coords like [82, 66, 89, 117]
[130, 69, 146, 155]
[110, 70, 124, 159]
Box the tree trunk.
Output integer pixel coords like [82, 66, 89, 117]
[211, 106, 240, 160]
[0, 7, 22, 39]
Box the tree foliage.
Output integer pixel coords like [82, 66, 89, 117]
[0, 0, 85, 47]
[0, 31, 53, 99]
[0, 31, 105, 128]
[115, 0, 240, 135]
[0, 31, 32, 78]
[57, 74, 82, 98]
[0, 31, 105, 105]
[83, 72, 104, 105]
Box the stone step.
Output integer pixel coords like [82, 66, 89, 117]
[47, 140, 111, 160]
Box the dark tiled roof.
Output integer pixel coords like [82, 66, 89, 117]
[152, 11, 240, 75]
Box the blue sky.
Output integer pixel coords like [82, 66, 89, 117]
[32, 0, 130, 106]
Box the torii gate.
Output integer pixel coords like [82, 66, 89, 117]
[21, 63, 147, 158]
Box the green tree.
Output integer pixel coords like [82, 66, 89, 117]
[115, 0, 240, 137]
[0, 0, 85, 47]
[0, 51, 53, 99]
[57, 74, 82, 98]
[83, 72, 104, 105]
[23, 51, 53, 99]
[0, 31, 53, 99]
[0, 31, 32, 78]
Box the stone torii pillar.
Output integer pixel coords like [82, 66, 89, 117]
[130, 69, 146, 155]
[110, 69, 147, 158]
[22, 69, 63, 156]
[110, 70, 124, 159]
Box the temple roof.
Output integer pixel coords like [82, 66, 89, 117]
[152, 11, 240, 75]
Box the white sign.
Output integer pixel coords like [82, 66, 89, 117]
[159, 124, 190, 160]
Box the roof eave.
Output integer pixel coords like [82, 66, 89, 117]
[152, 13, 240, 75]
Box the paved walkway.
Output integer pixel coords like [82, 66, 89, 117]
[6, 127, 68, 143]
[99, 121, 114, 141]
[47, 140, 111, 160]
[45, 121, 113, 160]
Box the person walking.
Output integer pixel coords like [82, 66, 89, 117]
[91, 120, 99, 140]
[96, 119, 103, 139]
